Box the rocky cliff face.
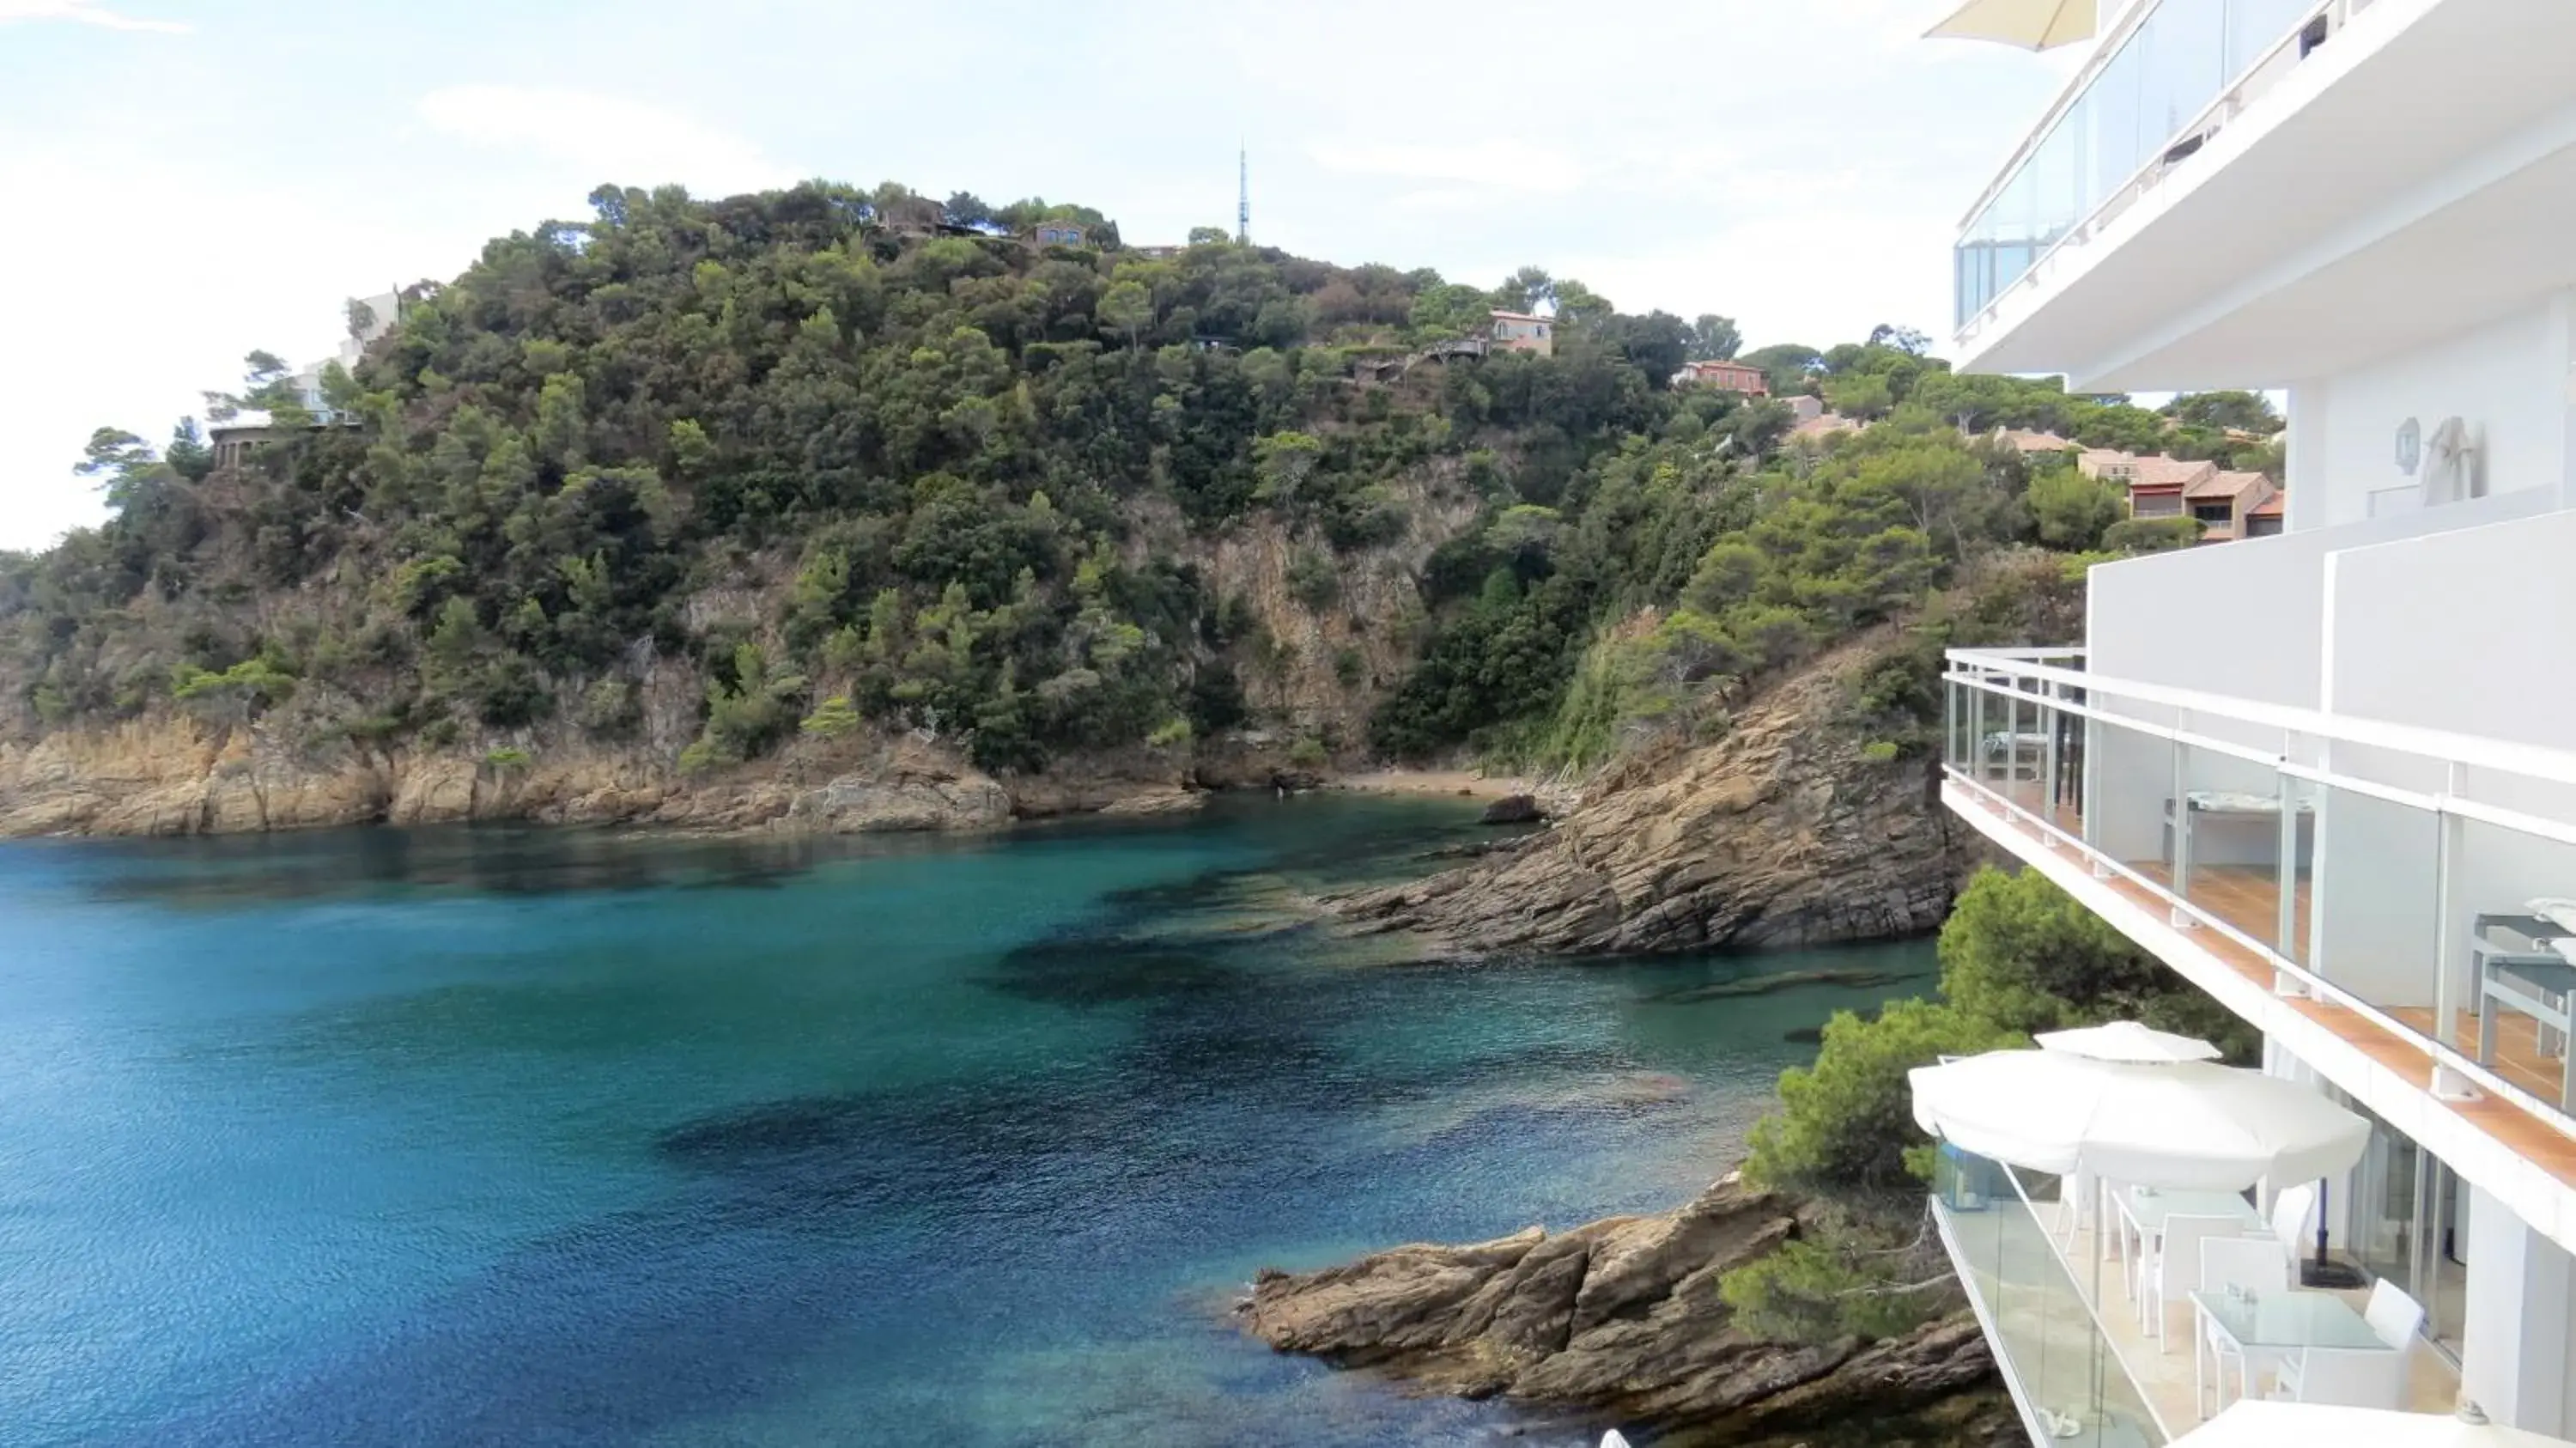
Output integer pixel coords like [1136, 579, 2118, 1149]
[1241, 1174, 2015, 1448]
[1331, 639, 1971, 956]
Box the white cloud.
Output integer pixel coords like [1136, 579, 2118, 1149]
[1308, 139, 1582, 195]
[0, 0, 188, 33]
[415, 84, 796, 197]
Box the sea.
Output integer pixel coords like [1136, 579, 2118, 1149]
[0, 794, 1936, 1447]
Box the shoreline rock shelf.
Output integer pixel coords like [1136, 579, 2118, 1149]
[1238, 1175, 2017, 1448]
[1327, 642, 1973, 958]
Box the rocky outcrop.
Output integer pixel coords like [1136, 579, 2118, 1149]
[1241, 1175, 2014, 1448]
[0, 719, 1178, 838]
[1330, 641, 1968, 956]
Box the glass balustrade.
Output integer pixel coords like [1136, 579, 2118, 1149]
[1955, 0, 2324, 326]
[1946, 650, 2576, 1127]
[1932, 1148, 2168, 1445]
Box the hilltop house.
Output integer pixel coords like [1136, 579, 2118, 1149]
[1673, 358, 1770, 394]
[208, 291, 404, 469]
[2184, 467, 2280, 541]
[1488, 310, 1553, 356]
[1992, 427, 2076, 458]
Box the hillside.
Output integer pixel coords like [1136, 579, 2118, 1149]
[0, 179, 2267, 839]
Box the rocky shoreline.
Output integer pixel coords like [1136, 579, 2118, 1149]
[1239, 1175, 2016, 1448]
[1327, 642, 1973, 956]
[0, 716, 1285, 840]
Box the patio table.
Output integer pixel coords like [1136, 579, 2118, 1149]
[2188, 1288, 2389, 1418]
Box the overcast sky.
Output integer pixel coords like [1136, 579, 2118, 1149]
[0, 0, 2078, 551]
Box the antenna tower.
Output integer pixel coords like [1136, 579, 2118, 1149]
[1236, 146, 1250, 245]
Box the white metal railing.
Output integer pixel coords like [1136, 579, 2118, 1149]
[1942, 645, 2576, 1145]
[1953, 0, 2370, 339]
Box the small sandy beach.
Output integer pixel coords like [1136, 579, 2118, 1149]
[1321, 769, 1534, 800]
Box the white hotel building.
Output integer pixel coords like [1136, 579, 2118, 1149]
[1927, 0, 2576, 1443]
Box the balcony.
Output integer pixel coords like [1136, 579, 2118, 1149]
[1932, 1146, 2460, 1442]
[1947, 0, 2576, 389]
[1953, 0, 2353, 334]
[1940, 611, 2576, 1262]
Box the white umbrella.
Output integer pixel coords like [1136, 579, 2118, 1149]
[1910, 1050, 2370, 1190]
[1924, 0, 2097, 51]
[2036, 1019, 2222, 1063]
[2172, 1402, 2574, 1448]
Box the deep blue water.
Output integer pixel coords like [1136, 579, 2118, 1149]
[0, 796, 1937, 1447]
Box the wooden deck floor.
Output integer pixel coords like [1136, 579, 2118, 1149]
[1953, 782, 2576, 1201]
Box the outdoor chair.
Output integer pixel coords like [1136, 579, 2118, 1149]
[2141, 1214, 2239, 1351]
[2271, 1344, 2405, 1408]
[2196, 1236, 2293, 1414]
[2361, 1279, 2426, 1350]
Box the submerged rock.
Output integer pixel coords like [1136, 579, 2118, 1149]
[1328, 639, 1971, 956]
[1240, 1175, 2014, 1447]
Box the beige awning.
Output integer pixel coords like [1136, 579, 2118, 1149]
[1924, 0, 2097, 51]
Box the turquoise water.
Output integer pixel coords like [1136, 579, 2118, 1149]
[0, 797, 1936, 1447]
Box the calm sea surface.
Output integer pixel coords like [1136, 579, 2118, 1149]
[0, 795, 1935, 1447]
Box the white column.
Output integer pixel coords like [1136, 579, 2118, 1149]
[2464, 1183, 2573, 1433]
[2283, 380, 2328, 532]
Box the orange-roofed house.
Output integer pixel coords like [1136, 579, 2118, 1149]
[1994, 428, 2076, 458]
[1673, 359, 1771, 394]
[2184, 468, 2279, 541]
[2117, 455, 2220, 521]
[2245, 488, 2285, 538]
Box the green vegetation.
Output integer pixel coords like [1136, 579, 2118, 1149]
[1720, 866, 2257, 1343]
[2, 177, 2268, 785]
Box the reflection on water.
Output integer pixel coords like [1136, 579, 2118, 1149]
[0, 797, 1937, 1448]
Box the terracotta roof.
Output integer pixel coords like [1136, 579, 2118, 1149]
[2248, 490, 2287, 518]
[2130, 455, 2221, 490]
[1996, 429, 2075, 453]
[2185, 467, 2270, 501]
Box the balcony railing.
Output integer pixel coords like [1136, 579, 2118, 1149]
[1932, 1146, 2169, 1445]
[1953, 0, 2373, 334]
[1943, 646, 2576, 1141]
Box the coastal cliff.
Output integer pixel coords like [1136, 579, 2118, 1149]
[1242, 1174, 2015, 1447]
[1332, 638, 1971, 955]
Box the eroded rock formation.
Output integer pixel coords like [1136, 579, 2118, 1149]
[1332, 641, 1971, 955]
[1241, 1175, 2016, 1448]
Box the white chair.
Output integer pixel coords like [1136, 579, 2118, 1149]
[2196, 1236, 2293, 1414]
[2273, 1345, 2405, 1408]
[2362, 1279, 2426, 1349]
[2269, 1183, 2317, 1266]
[2142, 1214, 2238, 1352]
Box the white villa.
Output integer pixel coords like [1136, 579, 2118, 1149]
[1928, 0, 2576, 1444]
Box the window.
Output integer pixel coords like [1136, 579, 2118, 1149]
[2192, 501, 2235, 524]
[2132, 493, 2181, 517]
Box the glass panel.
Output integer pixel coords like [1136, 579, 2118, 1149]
[1953, 0, 2327, 324]
[2316, 784, 2442, 1042]
[2086, 710, 2174, 891]
[1934, 1152, 2166, 1446]
[2453, 812, 2576, 1111]
[2173, 740, 2299, 949]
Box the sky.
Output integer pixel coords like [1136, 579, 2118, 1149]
[0, 0, 2080, 552]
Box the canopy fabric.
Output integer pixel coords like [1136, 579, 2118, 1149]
[1924, 0, 2098, 51]
[2035, 1019, 2222, 1063]
[1909, 1050, 2370, 1190]
[2171, 1402, 2576, 1448]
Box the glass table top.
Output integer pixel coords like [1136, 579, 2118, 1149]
[2189, 1288, 2389, 1349]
